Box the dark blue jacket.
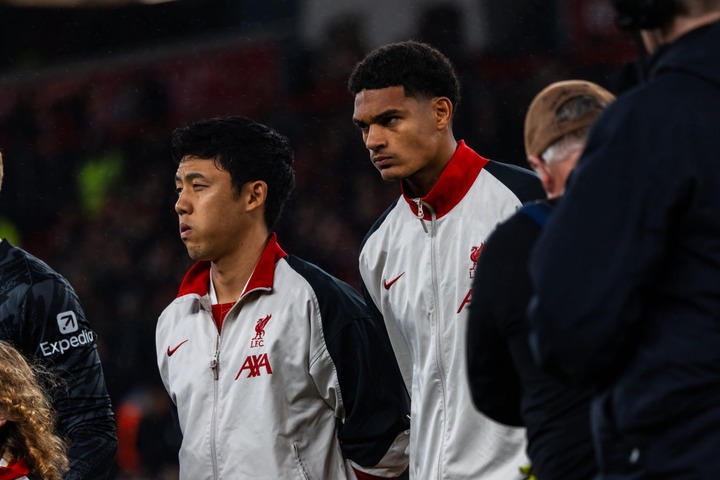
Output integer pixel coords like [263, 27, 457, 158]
[528, 21, 720, 478]
[468, 201, 596, 480]
[0, 240, 118, 480]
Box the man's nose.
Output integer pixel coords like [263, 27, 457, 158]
[175, 191, 190, 215]
[365, 125, 385, 151]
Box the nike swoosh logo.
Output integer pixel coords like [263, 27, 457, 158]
[383, 272, 405, 290]
[167, 339, 189, 357]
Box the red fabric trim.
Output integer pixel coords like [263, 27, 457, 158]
[211, 302, 235, 332]
[401, 140, 488, 220]
[352, 468, 395, 480]
[176, 233, 287, 298]
[242, 233, 287, 295]
[177, 261, 211, 297]
[0, 458, 30, 480]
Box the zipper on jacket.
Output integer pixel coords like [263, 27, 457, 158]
[210, 335, 220, 380]
[291, 443, 310, 480]
[414, 198, 431, 234]
[425, 204, 448, 479]
[210, 322, 224, 479]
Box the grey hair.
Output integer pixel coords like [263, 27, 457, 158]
[542, 130, 587, 165]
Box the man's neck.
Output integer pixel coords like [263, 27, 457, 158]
[404, 138, 458, 198]
[650, 12, 720, 50]
[210, 229, 268, 304]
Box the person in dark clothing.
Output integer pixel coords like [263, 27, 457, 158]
[528, 1, 720, 478]
[0, 152, 118, 480]
[467, 80, 614, 480]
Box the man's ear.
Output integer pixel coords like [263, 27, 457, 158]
[527, 155, 553, 197]
[245, 181, 268, 213]
[433, 97, 454, 130]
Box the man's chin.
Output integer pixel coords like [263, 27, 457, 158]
[379, 169, 404, 183]
[185, 246, 206, 262]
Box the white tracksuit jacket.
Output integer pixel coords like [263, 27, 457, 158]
[157, 234, 410, 480]
[359, 141, 544, 479]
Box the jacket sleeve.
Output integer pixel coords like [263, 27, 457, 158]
[527, 95, 689, 384]
[20, 277, 118, 480]
[466, 215, 530, 427]
[359, 272, 413, 394]
[326, 308, 410, 478]
[302, 263, 410, 478]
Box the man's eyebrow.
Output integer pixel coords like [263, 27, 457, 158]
[175, 171, 208, 183]
[353, 109, 403, 127]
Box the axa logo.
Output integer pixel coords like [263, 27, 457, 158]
[250, 314, 272, 348]
[457, 289, 472, 314]
[236, 353, 273, 379]
[469, 243, 485, 278]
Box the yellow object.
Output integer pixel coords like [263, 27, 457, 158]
[519, 464, 536, 480]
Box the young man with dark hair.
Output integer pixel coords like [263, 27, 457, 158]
[528, 1, 720, 477]
[349, 41, 544, 479]
[0, 151, 118, 480]
[155, 116, 410, 480]
[467, 80, 615, 480]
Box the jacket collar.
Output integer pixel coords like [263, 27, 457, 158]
[0, 457, 29, 480]
[401, 140, 488, 220]
[177, 233, 287, 298]
[650, 20, 720, 85]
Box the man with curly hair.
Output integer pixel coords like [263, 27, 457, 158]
[349, 41, 544, 479]
[0, 340, 69, 480]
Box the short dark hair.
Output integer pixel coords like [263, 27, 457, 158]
[171, 116, 295, 229]
[348, 40, 461, 108]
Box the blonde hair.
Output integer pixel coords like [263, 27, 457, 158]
[0, 340, 69, 480]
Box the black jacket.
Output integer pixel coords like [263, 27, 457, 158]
[529, 21, 720, 478]
[468, 202, 596, 480]
[0, 240, 117, 479]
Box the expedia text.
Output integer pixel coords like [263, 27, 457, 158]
[40, 330, 95, 356]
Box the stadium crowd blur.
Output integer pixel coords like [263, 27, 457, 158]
[0, 1, 635, 478]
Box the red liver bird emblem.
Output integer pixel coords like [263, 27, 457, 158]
[469, 243, 485, 278]
[250, 314, 272, 348]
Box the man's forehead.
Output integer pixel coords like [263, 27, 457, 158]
[353, 86, 414, 118]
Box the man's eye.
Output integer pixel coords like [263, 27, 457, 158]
[383, 117, 399, 126]
[175, 187, 183, 195]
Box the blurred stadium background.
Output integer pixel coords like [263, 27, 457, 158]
[0, 0, 635, 478]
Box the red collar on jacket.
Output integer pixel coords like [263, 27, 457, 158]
[401, 140, 488, 220]
[0, 458, 29, 480]
[177, 233, 287, 298]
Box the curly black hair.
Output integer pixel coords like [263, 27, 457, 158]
[171, 116, 295, 229]
[348, 40, 461, 108]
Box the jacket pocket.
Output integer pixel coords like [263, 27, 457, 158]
[292, 443, 311, 480]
